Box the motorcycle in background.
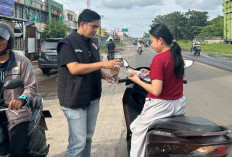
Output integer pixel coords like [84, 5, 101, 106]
[0, 79, 52, 157]
[144, 43, 150, 47]
[191, 40, 201, 56]
[192, 44, 201, 56]
[118, 58, 232, 157]
[137, 44, 143, 55]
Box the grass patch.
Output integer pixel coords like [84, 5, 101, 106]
[100, 43, 125, 52]
[177, 40, 232, 55]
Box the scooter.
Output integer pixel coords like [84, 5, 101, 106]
[118, 58, 232, 157]
[0, 79, 52, 157]
[192, 45, 201, 56]
[144, 43, 150, 47]
[137, 45, 143, 55]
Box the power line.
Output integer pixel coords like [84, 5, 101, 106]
[69, 0, 84, 10]
[54, 0, 84, 11]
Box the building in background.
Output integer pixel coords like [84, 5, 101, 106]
[224, 0, 232, 44]
[64, 9, 79, 34]
[0, 0, 64, 58]
[14, 0, 63, 31]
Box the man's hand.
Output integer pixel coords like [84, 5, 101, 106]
[103, 59, 122, 69]
[8, 99, 25, 111]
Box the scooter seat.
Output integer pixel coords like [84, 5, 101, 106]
[148, 116, 221, 132]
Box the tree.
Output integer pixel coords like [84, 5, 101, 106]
[199, 16, 223, 37]
[151, 10, 209, 40]
[183, 10, 208, 39]
[151, 11, 187, 40]
[41, 18, 68, 40]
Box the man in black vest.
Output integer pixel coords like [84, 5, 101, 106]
[57, 9, 122, 157]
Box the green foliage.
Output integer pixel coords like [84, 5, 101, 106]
[199, 16, 223, 37]
[151, 11, 187, 40]
[41, 19, 68, 40]
[151, 10, 209, 40]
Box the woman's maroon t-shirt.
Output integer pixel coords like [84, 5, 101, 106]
[146, 49, 183, 100]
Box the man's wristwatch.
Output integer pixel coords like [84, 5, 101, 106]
[17, 98, 26, 105]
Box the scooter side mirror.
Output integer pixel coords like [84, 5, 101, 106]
[3, 79, 24, 90]
[184, 60, 194, 68]
[119, 58, 129, 68]
[0, 79, 24, 101]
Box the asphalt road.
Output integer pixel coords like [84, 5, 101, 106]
[36, 45, 232, 157]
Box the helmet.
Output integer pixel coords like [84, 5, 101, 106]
[0, 22, 15, 49]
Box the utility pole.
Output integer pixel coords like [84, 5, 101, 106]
[98, 15, 103, 48]
[48, 0, 51, 21]
[98, 19, 101, 47]
[87, 0, 90, 9]
[39, 0, 41, 31]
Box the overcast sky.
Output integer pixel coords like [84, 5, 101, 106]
[55, 0, 223, 37]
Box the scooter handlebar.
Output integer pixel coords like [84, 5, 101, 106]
[118, 78, 187, 84]
[118, 78, 130, 83]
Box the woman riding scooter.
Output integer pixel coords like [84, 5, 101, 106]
[128, 24, 186, 157]
[137, 41, 143, 55]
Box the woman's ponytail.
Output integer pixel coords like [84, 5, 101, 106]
[171, 41, 184, 79]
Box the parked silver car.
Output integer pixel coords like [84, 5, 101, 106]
[38, 38, 62, 74]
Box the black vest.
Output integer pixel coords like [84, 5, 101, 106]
[57, 32, 102, 109]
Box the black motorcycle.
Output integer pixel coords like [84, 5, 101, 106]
[0, 79, 51, 157]
[118, 58, 232, 157]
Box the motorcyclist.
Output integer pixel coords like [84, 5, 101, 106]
[137, 40, 143, 51]
[0, 22, 37, 157]
[191, 38, 200, 53]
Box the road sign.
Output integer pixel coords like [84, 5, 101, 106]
[122, 28, 128, 32]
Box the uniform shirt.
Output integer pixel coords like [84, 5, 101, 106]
[147, 49, 183, 100]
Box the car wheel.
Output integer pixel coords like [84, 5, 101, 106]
[41, 68, 50, 74]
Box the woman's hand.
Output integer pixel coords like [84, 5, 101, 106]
[127, 71, 140, 83]
[140, 68, 150, 76]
